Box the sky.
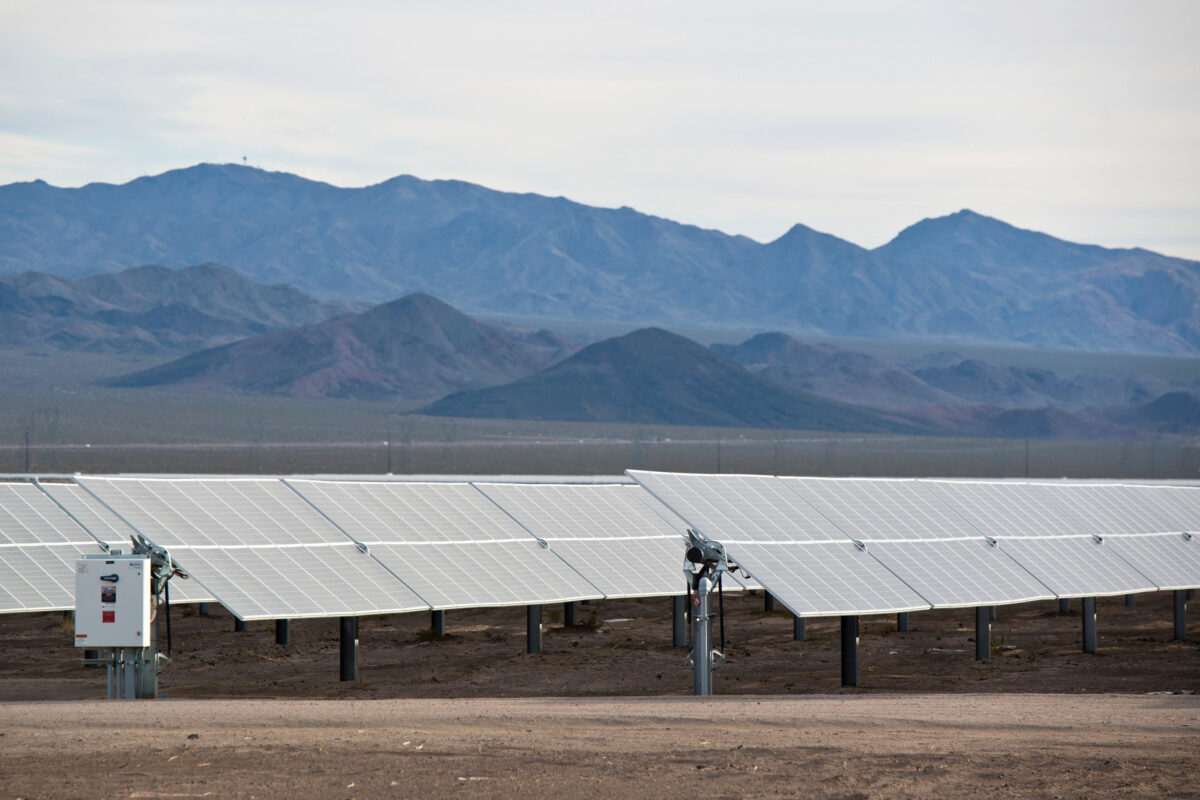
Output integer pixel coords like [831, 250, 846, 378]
[2, 0, 1199, 258]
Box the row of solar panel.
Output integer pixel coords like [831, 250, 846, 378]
[628, 472, 1200, 617]
[2, 474, 1197, 623]
[0, 477, 719, 618]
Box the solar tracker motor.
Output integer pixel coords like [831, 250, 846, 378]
[683, 529, 731, 696]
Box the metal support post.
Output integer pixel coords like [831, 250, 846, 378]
[123, 648, 138, 699]
[1173, 590, 1187, 641]
[793, 615, 807, 641]
[431, 610, 445, 637]
[975, 606, 991, 661]
[1188, 589, 1195, 602]
[693, 575, 713, 695]
[672, 595, 686, 647]
[1082, 597, 1097, 654]
[339, 616, 358, 681]
[526, 605, 542, 654]
[563, 601, 576, 627]
[1125, 594, 1136, 608]
[989, 606, 997, 622]
[198, 602, 210, 616]
[234, 618, 246, 633]
[1058, 599, 1069, 614]
[840, 615, 859, 687]
[764, 592, 775, 612]
[897, 612, 909, 632]
[106, 651, 115, 699]
[275, 619, 290, 646]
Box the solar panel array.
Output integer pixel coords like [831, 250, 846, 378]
[629, 471, 1200, 616]
[2, 473, 1198, 622]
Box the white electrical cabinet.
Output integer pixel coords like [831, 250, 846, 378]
[74, 554, 151, 648]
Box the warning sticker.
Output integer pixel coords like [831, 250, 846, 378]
[102, 611, 115, 623]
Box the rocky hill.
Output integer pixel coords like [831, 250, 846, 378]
[418, 327, 922, 432]
[108, 293, 575, 403]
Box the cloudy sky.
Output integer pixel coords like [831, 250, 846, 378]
[3, 0, 1198, 257]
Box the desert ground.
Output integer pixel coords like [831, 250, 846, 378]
[1, 591, 1197, 798]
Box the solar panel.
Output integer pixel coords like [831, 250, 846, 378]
[0, 483, 111, 613]
[1101, 533, 1200, 591]
[922, 480, 1086, 538]
[627, 471, 846, 543]
[39, 483, 216, 604]
[474, 483, 689, 599]
[1128, 486, 1200, 531]
[72, 477, 429, 620]
[1036, 484, 1180, 535]
[628, 470, 932, 614]
[285, 480, 603, 609]
[783, 477, 982, 541]
[864, 539, 1053, 608]
[726, 541, 929, 617]
[994, 536, 1156, 598]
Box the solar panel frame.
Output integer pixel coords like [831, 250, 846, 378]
[864, 539, 1055, 608]
[626, 471, 847, 543]
[782, 477, 984, 542]
[725, 541, 930, 617]
[994, 536, 1157, 598]
[1101, 533, 1200, 591]
[37, 483, 216, 604]
[473, 482, 691, 599]
[72, 477, 430, 620]
[285, 479, 603, 609]
[921, 480, 1089, 539]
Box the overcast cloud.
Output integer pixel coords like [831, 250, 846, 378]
[2, 0, 1198, 257]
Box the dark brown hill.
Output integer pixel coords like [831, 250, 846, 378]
[418, 328, 922, 432]
[107, 293, 575, 403]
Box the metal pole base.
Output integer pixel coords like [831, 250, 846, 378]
[897, 612, 909, 632]
[431, 609, 445, 637]
[275, 619, 290, 646]
[526, 605, 542, 654]
[339, 616, 358, 681]
[840, 615, 859, 687]
[234, 618, 246, 633]
[975, 606, 991, 661]
[763, 592, 775, 612]
[1082, 597, 1097, 654]
[1058, 599, 1069, 614]
[198, 602, 210, 616]
[793, 615, 806, 641]
[1173, 590, 1187, 641]
[563, 601, 576, 627]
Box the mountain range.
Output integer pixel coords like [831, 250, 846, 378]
[2, 163, 1197, 354]
[0, 262, 355, 354]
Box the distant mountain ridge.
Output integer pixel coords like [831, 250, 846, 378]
[419, 327, 922, 433]
[0, 262, 356, 354]
[2, 164, 1197, 353]
[108, 292, 575, 403]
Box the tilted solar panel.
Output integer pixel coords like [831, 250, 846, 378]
[285, 480, 602, 609]
[40, 483, 216, 604]
[474, 483, 689, 599]
[72, 477, 429, 620]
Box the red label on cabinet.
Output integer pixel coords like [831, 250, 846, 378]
[102, 611, 115, 623]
